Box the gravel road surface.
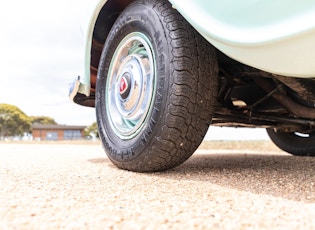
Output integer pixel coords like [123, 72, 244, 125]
[0, 141, 314, 229]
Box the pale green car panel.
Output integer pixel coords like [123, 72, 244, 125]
[71, 0, 107, 98]
[169, 0, 315, 77]
[73, 0, 315, 98]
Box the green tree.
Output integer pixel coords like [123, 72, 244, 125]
[84, 122, 99, 138]
[0, 104, 31, 138]
[30, 116, 57, 125]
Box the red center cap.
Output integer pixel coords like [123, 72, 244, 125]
[119, 75, 131, 100]
[120, 77, 128, 94]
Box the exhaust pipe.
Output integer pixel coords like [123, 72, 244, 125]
[254, 77, 315, 119]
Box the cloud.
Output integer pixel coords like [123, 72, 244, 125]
[0, 0, 94, 125]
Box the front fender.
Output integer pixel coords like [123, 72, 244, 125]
[77, 0, 109, 98]
[71, 0, 133, 107]
[168, 0, 315, 77]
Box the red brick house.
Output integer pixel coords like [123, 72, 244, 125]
[32, 124, 86, 141]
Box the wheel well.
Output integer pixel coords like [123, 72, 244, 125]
[90, 0, 135, 94]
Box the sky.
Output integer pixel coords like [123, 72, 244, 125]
[0, 0, 269, 140]
[0, 0, 95, 126]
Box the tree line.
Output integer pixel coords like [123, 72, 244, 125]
[0, 103, 98, 139]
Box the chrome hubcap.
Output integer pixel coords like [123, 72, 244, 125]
[106, 32, 156, 139]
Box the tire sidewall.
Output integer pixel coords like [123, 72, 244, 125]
[96, 2, 170, 162]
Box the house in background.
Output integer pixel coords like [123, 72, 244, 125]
[32, 124, 86, 141]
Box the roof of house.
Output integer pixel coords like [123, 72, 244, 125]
[32, 124, 86, 130]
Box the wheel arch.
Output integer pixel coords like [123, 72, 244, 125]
[88, 0, 136, 101]
[72, 0, 136, 107]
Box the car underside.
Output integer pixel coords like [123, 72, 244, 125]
[214, 52, 315, 131]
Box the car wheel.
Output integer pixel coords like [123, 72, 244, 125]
[96, 0, 218, 172]
[266, 128, 315, 156]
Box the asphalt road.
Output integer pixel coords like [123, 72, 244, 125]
[0, 142, 314, 229]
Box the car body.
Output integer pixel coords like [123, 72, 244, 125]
[70, 0, 315, 172]
[71, 0, 315, 100]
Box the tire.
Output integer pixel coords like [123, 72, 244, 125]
[266, 129, 315, 156]
[96, 0, 218, 172]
